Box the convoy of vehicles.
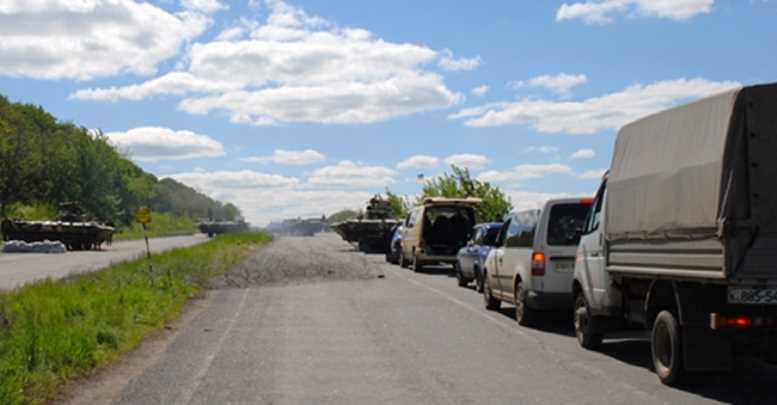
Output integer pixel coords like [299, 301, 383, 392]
[399, 197, 481, 272]
[378, 83, 777, 385]
[455, 222, 502, 291]
[482, 199, 592, 325]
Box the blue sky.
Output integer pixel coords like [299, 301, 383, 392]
[1, 0, 775, 224]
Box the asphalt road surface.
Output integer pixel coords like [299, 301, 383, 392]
[66, 234, 777, 404]
[0, 234, 207, 290]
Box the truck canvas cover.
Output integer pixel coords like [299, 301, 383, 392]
[606, 83, 777, 278]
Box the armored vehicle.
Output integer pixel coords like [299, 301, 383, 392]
[332, 196, 401, 254]
[0, 202, 114, 251]
[198, 220, 249, 237]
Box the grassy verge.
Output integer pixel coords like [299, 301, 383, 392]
[0, 231, 270, 404]
[113, 212, 198, 241]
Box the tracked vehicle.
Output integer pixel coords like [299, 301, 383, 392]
[332, 196, 400, 254]
[1, 202, 114, 251]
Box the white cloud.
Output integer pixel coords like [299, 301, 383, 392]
[571, 148, 596, 159]
[526, 145, 560, 154]
[71, 0, 463, 125]
[243, 149, 325, 165]
[397, 155, 440, 170]
[579, 169, 607, 179]
[0, 0, 210, 80]
[478, 163, 572, 184]
[166, 170, 300, 190]
[450, 78, 740, 134]
[507, 190, 582, 212]
[445, 154, 490, 169]
[471, 85, 490, 97]
[508, 73, 588, 97]
[438, 49, 482, 71]
[307, 161, 397, 188]
[104, 127, 224, 161]
[222, 189, 372, 225]
[180, 0, 227, 13]
[556, 0, 714, 25]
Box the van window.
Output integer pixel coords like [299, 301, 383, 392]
[482, 226, 501, 246]
[471, 226, 483, 244]
[505, 210, 540, 248]
[585, 181, 607, 234]
[547, 203, 590, 246]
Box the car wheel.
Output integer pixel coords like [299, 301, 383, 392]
[483, 270, 501, 310]
[455, 262, 468, 287]
[514, 281, 534, 326]
[652, 310, 685, 386]
[474, 267, 484, 293]
[399, 249, 409, 268]
[413, 253, 424, 273]
[574, 293, 603, 350]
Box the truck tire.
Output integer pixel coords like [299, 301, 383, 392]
[483, 270, 501, 310]
[455, 262, 468, 287]
[651, 310, 685, 386]
[514, 281, 534, 327]
[574, 293, 603, 350]
[413, 253, 425, 273]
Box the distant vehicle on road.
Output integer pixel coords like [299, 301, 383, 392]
[455, 222, 502, 291]
[198, 220, 249, 237]
[573, 83, 777, 386]
[482, 198, 591, 326]
[385, 224, 404, 264]
[399, 197, 481, 272]
[332, 196, 400, 254]
[1, 202, 114, 251]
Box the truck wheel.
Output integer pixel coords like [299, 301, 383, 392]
[399, 249, 409, 268]
[413, 254, 424, 273]
[455, 262, 468, 287]
[651, 310, 685, 386]
[574, 293, 603, 350]
[514, 281, 534, 327]
[483, 270, 501, 310]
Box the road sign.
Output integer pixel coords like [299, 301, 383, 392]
[135, 208, 152, 224]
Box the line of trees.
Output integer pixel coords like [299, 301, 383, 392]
[0, 95, 240, 226]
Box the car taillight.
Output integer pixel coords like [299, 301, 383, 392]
[419, 239, 426, 250]
[579, 197, 593, 205]
[531, 251, 545, 276]
[710, 313, 777, 330]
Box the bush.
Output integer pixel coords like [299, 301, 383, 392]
[0, 231, 270, 404]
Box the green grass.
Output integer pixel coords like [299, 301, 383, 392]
[113, 212, 198, 241]
[0, 231, 270, 404]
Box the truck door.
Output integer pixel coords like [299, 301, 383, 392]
[578, 182, 611, 310]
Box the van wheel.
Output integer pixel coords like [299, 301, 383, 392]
[399, 249, 409, 268]
[455, 262, 468, 287]
[574, 293, 603, 350]
[514, 281, 534, 326]
[652, 310, 685, 386]
[483, 270, 501, 310]
[413, 254, 424, 273]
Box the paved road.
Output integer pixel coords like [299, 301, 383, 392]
[0, 235, 207, 290]
[67, 234, 777, 404]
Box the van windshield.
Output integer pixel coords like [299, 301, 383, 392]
[547, 203, 590, 246]
[423, 206, 476, 249]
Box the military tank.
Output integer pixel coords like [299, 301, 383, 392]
[198, 220, 249, 237]
[0, 202, 115, 251]
[332, 196, 401, 254]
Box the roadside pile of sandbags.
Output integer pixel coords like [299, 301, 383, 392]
[2, 240, 67, 254]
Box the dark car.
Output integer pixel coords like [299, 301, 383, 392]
[385, 224, 404, 264]
[454, 222, 502, 291]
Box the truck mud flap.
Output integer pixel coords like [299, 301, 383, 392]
[683, 325, 732, 372]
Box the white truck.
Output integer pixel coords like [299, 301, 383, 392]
[573, 83, 777, 385]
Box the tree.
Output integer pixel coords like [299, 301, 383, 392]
[385, 189, 410, 219]
[327, 209, 359, 223]
[419, 165, 512, 222]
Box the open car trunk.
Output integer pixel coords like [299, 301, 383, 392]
[606, 83, 777, 281]
[422, 205, 477, 256]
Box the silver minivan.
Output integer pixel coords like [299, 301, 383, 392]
[482, 198, 592, 325]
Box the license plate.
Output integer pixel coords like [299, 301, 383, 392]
[554, 261, 574, 272]
[728, 287, 777, 305]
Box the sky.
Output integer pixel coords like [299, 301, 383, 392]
[0, 0, 775, 225]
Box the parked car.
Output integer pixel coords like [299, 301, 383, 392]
[399, 197, 481, 272]
[573, 83, 777, 385]
[384, 224, 404, 264]
[482, 198, 592, 326]
[455, 222, 502, 291]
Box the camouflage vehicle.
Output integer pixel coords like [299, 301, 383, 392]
[267, 217, 329, 237]
[332, 196, 401, 254]
[198, 220, 249, 237]
[0, 202, 114, 251]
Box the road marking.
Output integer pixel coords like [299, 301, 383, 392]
[176, 288, 250, 405]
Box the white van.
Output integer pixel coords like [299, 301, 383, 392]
[482, 198, 592, 325]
